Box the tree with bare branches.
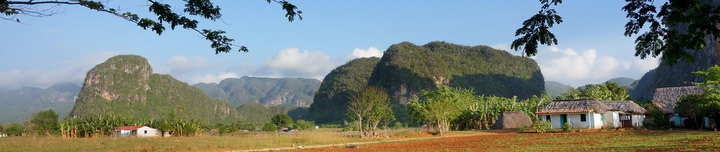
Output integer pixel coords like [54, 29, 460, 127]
[347, 86, 394, 138]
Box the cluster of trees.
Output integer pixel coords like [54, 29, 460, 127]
[677, 65, 720, 129]
[262, 113, 316, 132]
[407, 86, 552, 135]
[1, 109, 318, 138]
[556, 81, 630, 101]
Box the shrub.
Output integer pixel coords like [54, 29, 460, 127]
[392, 122, 404, 129]
[562, 122, 572, 132]
[295, 120, 316, 130]
[533, 120, 552, 133]
[262, 123, 277, 132]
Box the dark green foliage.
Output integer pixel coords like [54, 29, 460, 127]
[2, 123, 24, 136]
[558, 81, 629, 101]
[294, 120, 315, 130]
[59, 113, 145, 137]
[271, 114, 293, 129]
[511, 0, 563, 56]
[644, 102, 669, 129]
[71, 55, 243, 125]
[193, 77, 320, 108]
[262, 123, 277, 131]
[148, 118, 203, 137]
[0, 83, 79, 124]
[312, 42, 544, 124]
[1, 0, 301, 53]
[409, 86, 474, 135]
[236, 102, 273, 125]
[369, 41, 544, 106]
[676, 65, 720, 129]
[309, 57, 381, 124]
[518, 0, 720, 65]
[29, 109, 59, 136]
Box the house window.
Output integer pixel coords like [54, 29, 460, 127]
[546, 115, 551, 122]
[144, 130, 147, 134]
[580, 114, 587, 122]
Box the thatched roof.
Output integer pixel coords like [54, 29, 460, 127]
[537, 99, 610, 114]
[602, 101, 647, 114]
[492, 111, 532, 129]
[651, 85, 703, 114]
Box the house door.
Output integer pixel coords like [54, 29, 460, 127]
[560, 114, 568, 126]
[621, 114, 632, 128]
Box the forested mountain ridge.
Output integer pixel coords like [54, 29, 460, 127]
[70, 55, 243, 124]
[193, 77, 320, 107]
[0, 83, 80, 124]
[309, 42, 545, 124]
[368, 41, 544, 103]
[308, 57, 381, 124]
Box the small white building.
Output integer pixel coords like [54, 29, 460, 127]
[115, 126, 160, 137]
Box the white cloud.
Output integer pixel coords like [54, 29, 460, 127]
[346, 47, 383, 60]
[535, 46, 657, 87]
[188, 72, 240, 84]
[167, 56, 218, 76]
[255, 48, 337, 79]
[0, 51, 118, 90]
[632, 57, 660, 72]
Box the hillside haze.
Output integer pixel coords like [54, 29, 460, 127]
[193, 77, 320, 107]
[70, 55, 242, 124]
[0, 83, 80, 124]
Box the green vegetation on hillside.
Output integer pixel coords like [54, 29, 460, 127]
[311, 42, 544, 125]
[70, 55, 242, 124]
[369, 41, 544, 101]
[308, 57, 381, 124]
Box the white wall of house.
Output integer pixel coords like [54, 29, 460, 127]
[539, 112, 603, 129]
[603, 111, 621, 128]
[136, 127, 160, 137]
[631, 115, 645, 127]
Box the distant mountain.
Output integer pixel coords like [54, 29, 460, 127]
[544, 81, 572, 97]
[70, 55, 242, 124]
[0, 83, 80, 124]
[607, 77, 638, 88]
[193, 77, 321, 107]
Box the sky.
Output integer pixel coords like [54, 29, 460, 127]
[0, 0, 661, 90]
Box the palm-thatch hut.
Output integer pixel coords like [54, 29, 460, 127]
[492, 111, 533, 129]
[651, 85, 703, 114]
[603, 101, 647, 128]
[537, 99, 610, 129]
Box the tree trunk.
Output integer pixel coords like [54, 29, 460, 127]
[357, 116, 364, 138]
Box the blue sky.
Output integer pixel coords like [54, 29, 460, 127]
[0, 0, 660, 90]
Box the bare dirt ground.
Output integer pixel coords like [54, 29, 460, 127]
[239, 130, 519, 152]
[282, 129, 720, 152]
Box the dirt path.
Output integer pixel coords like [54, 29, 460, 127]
[233, 130, 519, 152]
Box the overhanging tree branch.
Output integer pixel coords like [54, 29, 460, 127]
[1, 0, 302, 54]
